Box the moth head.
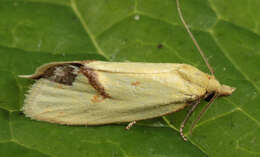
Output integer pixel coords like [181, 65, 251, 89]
[218, 84, 236, 96]
[204, 75, 236, 96]
[178, 64, 236, 96]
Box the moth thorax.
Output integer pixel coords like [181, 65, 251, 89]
[207, 78, 221, 93]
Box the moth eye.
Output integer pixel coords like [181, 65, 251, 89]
[42, 64, 81, 85]
[157, 44, 163, 49]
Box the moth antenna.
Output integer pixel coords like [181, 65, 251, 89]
[189, 93, 218, 135]
[180, 99, 200, 141]
[176, 0, 215, 77]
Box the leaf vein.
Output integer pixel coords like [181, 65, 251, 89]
[13, 140, 54, 157]
[70, 0, 109, 60]
[210, 31, 260, 92]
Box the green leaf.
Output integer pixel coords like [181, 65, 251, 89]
[0, 0, 259, 157]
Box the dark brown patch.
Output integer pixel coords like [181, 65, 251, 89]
[42, 64, 81, 85]
[205, 92, 215, 102]
[80, 67, 110, 98]
[131, 81, 141, 86]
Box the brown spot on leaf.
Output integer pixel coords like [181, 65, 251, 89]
[157, 44, 163, 49]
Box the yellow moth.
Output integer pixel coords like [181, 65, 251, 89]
[20, 0, 236, 141]
[20, 61, 235, 140]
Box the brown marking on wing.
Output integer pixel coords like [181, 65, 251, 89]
[91, 95, 104, 103]
[131, 81, 141, 86]
[42, 64, 81, 85]
[80, 67, 111, 98]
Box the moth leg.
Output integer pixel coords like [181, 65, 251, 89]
[125, 121, 137, 130]
[180, 100, 200, 141]
[189, 93, 218, 134]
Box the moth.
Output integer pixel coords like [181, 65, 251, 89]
[20, 61, 235, 140]
[20, 0, 236, 141]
